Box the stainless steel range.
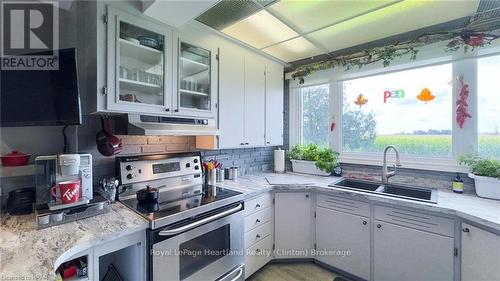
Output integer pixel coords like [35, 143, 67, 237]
[116, 152, 245, 281]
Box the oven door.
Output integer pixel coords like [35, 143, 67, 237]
[151, 202, 244, 281]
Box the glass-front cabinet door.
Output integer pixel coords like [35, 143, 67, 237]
[106, 7, 172, 114]
[175, 40, 216, 117]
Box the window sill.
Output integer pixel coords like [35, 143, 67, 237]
[339, 153, 469, 173]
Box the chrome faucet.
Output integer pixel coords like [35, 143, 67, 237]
[382, 145, 402, 184]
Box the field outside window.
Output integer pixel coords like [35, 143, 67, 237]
[477, 56, 500, 158]
[342, 64, 452, 157]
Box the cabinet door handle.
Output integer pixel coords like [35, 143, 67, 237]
[462, 227, 470, 233]
[362, 221, 367, 225]
[256, 234, 261, 239]
[266, 141, 270, 144]
[165, 108, 170, 112]
[306, 194, 309, 198]
[377, 224, 382, 229]
[240, 143, 245, 146]
[256, 219, 261, 223]
[244, 142, 249, 145]
[174, 109, 179, 112]
[255, 204, 261, 208]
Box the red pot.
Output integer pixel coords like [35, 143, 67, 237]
[1, 150, 30, 166]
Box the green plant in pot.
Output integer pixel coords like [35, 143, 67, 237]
[287, 144, 339, 176]
[459, 155, 500, 200]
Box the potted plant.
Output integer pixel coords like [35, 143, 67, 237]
[459, 155, 500, 200]
[287, 144, 339, 176]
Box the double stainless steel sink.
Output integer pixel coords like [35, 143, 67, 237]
[328, 179, 437, 204]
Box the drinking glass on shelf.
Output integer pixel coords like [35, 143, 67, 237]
[130, 69, 138, 81]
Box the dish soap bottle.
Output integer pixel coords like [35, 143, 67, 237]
[452, 174, 464, 194]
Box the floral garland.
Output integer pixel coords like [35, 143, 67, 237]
[290, 11, 500, 82]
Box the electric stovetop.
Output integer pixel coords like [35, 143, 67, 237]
[119, 185, 243, 228]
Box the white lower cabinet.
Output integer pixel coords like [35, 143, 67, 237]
[244, 193, 273, 279]
[315, 207, 370, 280]
[93, 230, 146, 281]
[461, 223, 500, 281]
[274, 192, 313, 259]
[373, 220, 454, 281]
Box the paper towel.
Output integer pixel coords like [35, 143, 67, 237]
[274, 149, 285, 173]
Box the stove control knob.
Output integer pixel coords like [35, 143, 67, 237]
[194, 165, 199, 170]
[186, 163, 191, 168]
[126, 173, 133, 180]
[193, 158, 199, 163]
[126, 165, 132, 171]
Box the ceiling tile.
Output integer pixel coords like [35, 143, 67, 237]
[308, 0, 480, 52]
[222, 10, 299, 49]
[268, 0, 398, 33]
[262, 37, 323, 62]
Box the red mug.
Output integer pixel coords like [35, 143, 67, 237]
[51, 180, 81, 204]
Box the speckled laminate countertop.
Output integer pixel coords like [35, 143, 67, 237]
[0, 202, 148, 280]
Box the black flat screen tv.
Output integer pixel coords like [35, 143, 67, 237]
[1, 48, 81, 127]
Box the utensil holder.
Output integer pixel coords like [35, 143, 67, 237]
[206, 169, 216, 186]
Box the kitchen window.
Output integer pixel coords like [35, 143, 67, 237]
[300, 84, 329, 146]
[341, 64, 453, 157]
[477, 55, 500, 159]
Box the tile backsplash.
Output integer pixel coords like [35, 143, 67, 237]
[201, 146, 278, 176]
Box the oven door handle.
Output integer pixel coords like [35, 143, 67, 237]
[159, 203, 243, 236]
[217, 264, 244, 281]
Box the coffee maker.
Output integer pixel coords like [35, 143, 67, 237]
[34, 154, 110, 228]
[35, 154, 93, 208]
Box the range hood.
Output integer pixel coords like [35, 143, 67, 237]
[116, 114, 220, 136]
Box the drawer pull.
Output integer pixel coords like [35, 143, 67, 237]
[256, 234, 261, 239]
[256, 204, 261, 208]
[362, 221, 367, 225]
[256, 219, 261, 223]
[377, 224, 382, 229]
[462, 227, 470, 233]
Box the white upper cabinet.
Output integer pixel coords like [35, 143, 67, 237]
[265, 62, 284, 146]
[173, 37, 217, 118]
[461, 223, 500, 281]
[218, 49, 284, 149]
[106, 6, 173, 115]
[218, 45, 245, 148]
[244, 54, 266, 146]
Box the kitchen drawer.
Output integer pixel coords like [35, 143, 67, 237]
[245, 193, 272, 217]
[245, 235, 273, 279]
[245, 221, 272, 248]
[374, 205, 454, 237]
[317, 194, 370, 217]
[244, 207, 272, 232]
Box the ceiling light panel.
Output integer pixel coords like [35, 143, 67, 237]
[262, 36, 323, 62]
[308, 0, 479, 52]
[268, 0, 399, 33]
[222, 10, 299, 49]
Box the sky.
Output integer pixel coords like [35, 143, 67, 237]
[343, 60, 500, 135]
[344, 64, 452, 135]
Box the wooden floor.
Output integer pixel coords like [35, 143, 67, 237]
[247, 262, 339, 281]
